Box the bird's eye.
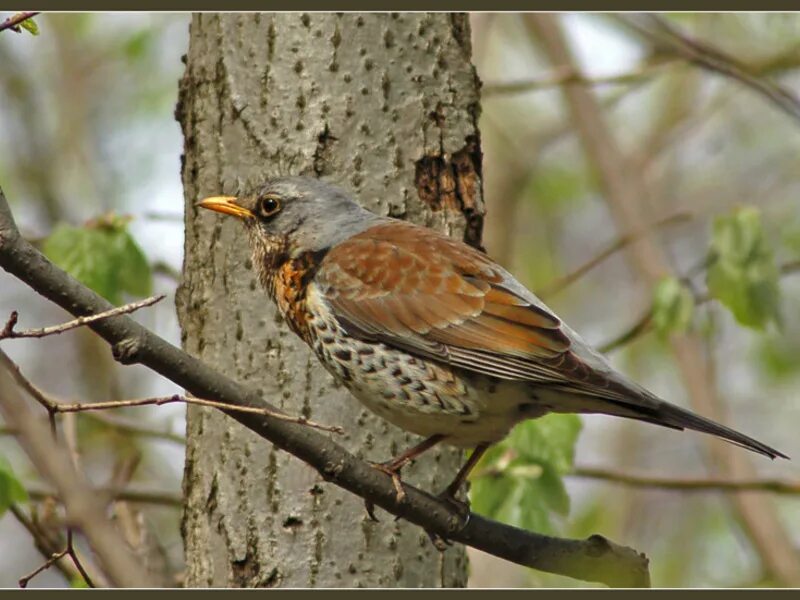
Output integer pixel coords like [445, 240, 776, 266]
[258, 195, 281, 218]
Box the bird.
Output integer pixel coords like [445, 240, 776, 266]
[198, 176, 787, 506]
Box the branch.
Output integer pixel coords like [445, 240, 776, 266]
[0, 12, 39, 34]
[0, 188, 650, 587]
[539, 211, 692, 299]
[483, 59, 677, 96]
[571, 467, 800, 495]
[617, 14, 800, 124]
[0, 294, 165, 340]
[81, 411, 185, 445]
[26, 484, 182, 507]
[0, 358, 157, 586]
[8, 505, 84, 585]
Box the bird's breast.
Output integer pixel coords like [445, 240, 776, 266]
[268, 252, 324, 344]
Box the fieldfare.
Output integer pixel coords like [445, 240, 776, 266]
[198, 177, 786, 505]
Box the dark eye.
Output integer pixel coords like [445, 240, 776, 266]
[258, 195, 281, 218]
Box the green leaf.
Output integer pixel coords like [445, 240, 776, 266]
[0, 456, 28, 517]
[652, 276, 694, 336]
[706, 207, 781, 329]
[42, 216, 152, 305]
[506, 413, 582, 474]
[469, 414, 581, 533]
[18, 15, 39, 35]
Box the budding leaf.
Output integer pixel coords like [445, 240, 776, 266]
[706, 207, 781, 329]
[652, 276, 694, 336]
[19, 17, 39, 35]
[0, 456, 28, 517]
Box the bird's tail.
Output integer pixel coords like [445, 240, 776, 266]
[594, 394, 788, 460]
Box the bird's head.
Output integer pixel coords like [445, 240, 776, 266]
[198, 176, 379, 269]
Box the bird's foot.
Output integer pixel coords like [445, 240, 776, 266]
[422, 487, 472, 552]
[368, 459, 407, 503]
[439, 484, 471, 521]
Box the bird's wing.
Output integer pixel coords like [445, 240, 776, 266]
[314, 220, 787, 460]
[315, 220, 618, 397]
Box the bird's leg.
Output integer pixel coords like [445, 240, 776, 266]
[364, 434, 445, 519]
[440, 443, 490, 516]
[423, 444, 490, 551]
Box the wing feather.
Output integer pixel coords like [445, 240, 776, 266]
[316, 221, 603, 394]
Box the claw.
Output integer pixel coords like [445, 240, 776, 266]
[364, 499, 380, 522]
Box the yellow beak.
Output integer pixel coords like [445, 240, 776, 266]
[196, 196, 254, 219]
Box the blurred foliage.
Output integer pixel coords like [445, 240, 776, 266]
[43, 215, 152, 304]
[652, 276, 695, 336]
[474, 11, 800, 588]
[0, 456, 28, 518]
[706, 207, 781, 330]
[471, 414, 581, 534]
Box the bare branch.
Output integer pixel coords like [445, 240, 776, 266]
[483, 59, 677, 96]
[0, 11, 39, 34]
[9, 505, 79, 585]
[571, 466, 800, 495]
[617, 14, 800, 124]
[18, 548, 69, 588]
[54, 394, 345, 436]
[0, 356, 157, 587]
[0, 295, 165, 341]
[26, 484, 182, 507]
[540, 212, 692, 299]
[0, 186, 651, 587]
[81, 411, 185, 445]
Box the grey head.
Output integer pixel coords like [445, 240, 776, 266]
[198, 176, 382, 265]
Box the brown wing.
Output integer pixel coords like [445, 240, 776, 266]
[315, 221, 579, 384]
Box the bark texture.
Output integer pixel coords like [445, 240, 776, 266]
[175, 13, 484, 587]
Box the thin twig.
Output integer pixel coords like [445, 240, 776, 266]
[0, 295, 165, 340]
[618, 14, 800, 124]
[83, 411, 185, 445]
[1, 328, 342, 435]
[540, 212, 693, 299]
[0, 358, 157, 587]
[65, 530, 95, 588]
[18, 548, 69, 588]
[0, 11, 39, 34]
[9, 505, 79, 584]
[483, 59, 677, 97]
[54, 395, 344, 435]
[570, 467, 800, 495]
[26, 485, 182, 507]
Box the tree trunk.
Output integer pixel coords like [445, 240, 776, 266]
[175, 13, 484, 587]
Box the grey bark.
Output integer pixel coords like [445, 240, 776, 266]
[176, 13, 484, 588]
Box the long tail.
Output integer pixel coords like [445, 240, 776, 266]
[601, 395, 788, 460]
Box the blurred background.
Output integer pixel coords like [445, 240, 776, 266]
[0, 12, 798, 588]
